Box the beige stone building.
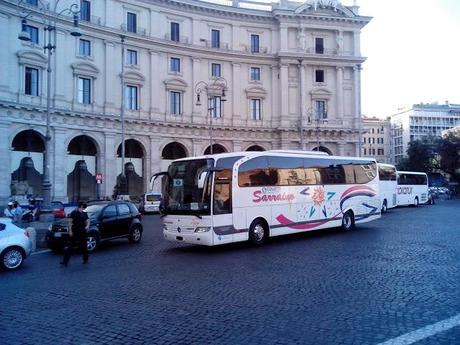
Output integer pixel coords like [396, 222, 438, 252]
[362, 116, 391, 164]
[0, 0, 370, 203]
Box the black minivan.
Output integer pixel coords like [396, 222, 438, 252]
[47, 201, 143, 252]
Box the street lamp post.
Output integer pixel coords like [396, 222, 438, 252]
[17, 0, 81, 210]
[194, 77, 227, 155]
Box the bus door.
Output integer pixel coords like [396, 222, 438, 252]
[212, 157, 243, 245]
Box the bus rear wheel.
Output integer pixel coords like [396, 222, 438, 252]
[341, 211, 355, 231]
[249, 219, 268, 245]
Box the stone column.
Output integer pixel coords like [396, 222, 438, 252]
[104, 133, 117, 198]
[280, 63, 289, 127]
[0, 120, 11, 203]
[0, 13, 10, 99]
[299, 62, 307, 150]
[279, 24, 288, 52]
[192, 18, 201, 45]
[52, 128, 67, 201]
[150, 51, 160, 116]
[192, 58, 201, 122]
[192, 139, 204, 157]
[338, 142, 345, 156]
[232, 62, 241, 125]
[233, 140, 242, 152]
[270, 65, 279, 127]
[353, 30, 361, 56]
[104, 41, 116, 113]
[336, 66, 344, 120]
[354, 65, 362, 156]
[54, 30, 67, 107]
[232, 25, 240, 51]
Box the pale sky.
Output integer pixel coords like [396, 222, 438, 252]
[348, 0, 460, 118]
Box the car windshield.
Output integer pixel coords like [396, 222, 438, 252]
[84, 205, 104, 219]
[163, 159, 214, 215]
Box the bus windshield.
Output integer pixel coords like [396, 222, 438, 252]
[164, 158, 214, 215]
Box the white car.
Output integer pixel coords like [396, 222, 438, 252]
[0, 218, 32, 271]
[140, 192, 162, 214]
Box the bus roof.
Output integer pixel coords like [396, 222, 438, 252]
[378, 163, 396, 168]
[171, 150, 377, 163]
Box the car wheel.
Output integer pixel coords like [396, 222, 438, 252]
[414, 197, 419, 207]
[248, 219, 268, 245]
[129, 226, 143, 243]
[1, 247, 25, 271]
[381, 200, 388, 213]
[341, 211, 355, 231]
[86, 233, 100, 252]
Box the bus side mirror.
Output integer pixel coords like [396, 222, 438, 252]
[150, 172, 168, 190]
[197, 171, 207, 189]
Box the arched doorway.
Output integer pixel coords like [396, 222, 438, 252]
[161, 142, 188, 160]
[204, 144, 227, 155]
[312, 146, 333, 155]
[115, 139, 145, 199]
[67, 135, 98, 202]
[11, 130, 45, 198]
[246, 145, 265, 152]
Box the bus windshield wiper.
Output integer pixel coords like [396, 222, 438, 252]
[192, 213, 202, 219]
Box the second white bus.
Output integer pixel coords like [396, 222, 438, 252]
[396, 171, 429, 206]
[153, 150, 381, 246]
[378, 163, 397, 213]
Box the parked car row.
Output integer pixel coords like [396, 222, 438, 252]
[1, 200, 144, 271]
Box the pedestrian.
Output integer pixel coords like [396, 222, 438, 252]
[3, 202, 14, 219]
[61, 202, 90, 267]
[12, 201, 23, 223]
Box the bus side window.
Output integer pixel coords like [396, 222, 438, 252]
[238, 157, 270, 187]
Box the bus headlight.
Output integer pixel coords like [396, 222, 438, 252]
[163, 224, 168, 231]
[194, 227, 211, 233]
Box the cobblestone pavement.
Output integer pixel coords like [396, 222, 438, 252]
[1, 200, 460, 345]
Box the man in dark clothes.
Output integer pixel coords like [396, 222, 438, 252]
[61, 202, 90, 266]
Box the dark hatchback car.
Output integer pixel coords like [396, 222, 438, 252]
[46, 201, 143, 252]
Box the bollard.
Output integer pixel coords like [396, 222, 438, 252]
[26, 227, 37, 252]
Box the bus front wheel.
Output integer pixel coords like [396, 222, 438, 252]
[381, 200, 388, 213]
[414, 197, 419, 207]
[249, 219, 268, 245]
[341, 211, 355, 231]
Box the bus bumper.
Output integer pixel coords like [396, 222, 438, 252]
[163, 229, 213, 246]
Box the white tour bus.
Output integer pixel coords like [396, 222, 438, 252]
[151, 150, 381, 246]
[396, 171, 429, 206]
[377, 163, 398, 213]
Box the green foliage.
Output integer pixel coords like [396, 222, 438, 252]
[437, 133, 460, 181]
[397, 137, 439, 173]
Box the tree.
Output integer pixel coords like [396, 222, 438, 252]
[438, 133, 460, 182]
[397, 137, 439, 173]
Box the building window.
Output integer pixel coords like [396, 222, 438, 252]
[378, 149, 384, 155]
[315, 69, 325, 83]
[250, 67, 260, 81]
[250, 99, 262, 120]
[364, 148, 367, 155]
[250, 34, 259, 53]
[26, 25, 39, 44]
[211, 29, 220, 48]
[127, 12, 137, 33]
[125, 85, 138, 110]
[211, 63, 221, 77]
[79, 39, 91, 56]
[78, 77, 91, 104]
[209, 96, 222, 118]
[315, 37, 324, 54]
[25, 67, 39, 96]
[170, 57, 181, 73]
[126, 49, 138, 65]
[170, 91, 181, 115]
[315, 100, 327, 119]
[170, 22, 179, 42]
[80, 0, 91, 21]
